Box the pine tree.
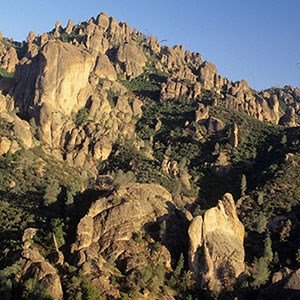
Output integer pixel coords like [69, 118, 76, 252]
[263, 233, 273, 264]
[251, 257, 270, 288]
[240, 174, 247, 197]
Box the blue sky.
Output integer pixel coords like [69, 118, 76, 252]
[1, 0, 299, 90]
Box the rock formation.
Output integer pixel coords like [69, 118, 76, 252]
[116, 40, 147, 79]
[18, 228, 63, 299]
[230, 123, 239, 148]
[0, 39, 18, 73]
[71, 183, 177, 298]
[188, 193, 245, 291]
[0, 11, 299, 300]
[279, 107, 297, 127]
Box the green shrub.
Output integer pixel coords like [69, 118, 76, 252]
[0, 68, 14, 78]
[75, 108, 89, 126]
[251, 257, 270, 288]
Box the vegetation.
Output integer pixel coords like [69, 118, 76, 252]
[0, 68, 14, 78]
[75, 108, 90, 126]
[0, 17, 299, 300]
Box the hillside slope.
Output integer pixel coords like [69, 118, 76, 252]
[0, 12, 299, 300]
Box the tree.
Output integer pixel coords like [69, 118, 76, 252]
[251, 257, 270, 288]
[296, 248, 300, 265]
[240, 174, 247, 197]
[257, 192, 264, 206]
[263, 233, 273, 263]
[43, 181, 61, 206]
[174, 253, 184, 277]
[280, 219, 292, 242]
[280, 134, 287, 145]
[256, 214, 268, 234]
[113, 170, 136, 188]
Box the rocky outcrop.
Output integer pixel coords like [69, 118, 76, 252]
[116, 41, 147, 79]
[0, 40, 18, 73]
[71, 183, 173, 262]
[34, 40, 94, 115]
[265, 85, 300, 119]
[161, 45, 185, 69]
[195, 103, 209, 122]
[188, 193, 245, 291]
[70, 183, 176, 298]
[93, 53, 117, 80]
[14, 40, 94, 117]
[229, 123, 239, 148]
[279, 107, 297, 127]
[18, 228, 63, 299]
[222, 81, 280, 123]
[11, 36, 141, 170]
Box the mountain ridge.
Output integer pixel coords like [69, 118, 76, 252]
[0, 12, 299, 300]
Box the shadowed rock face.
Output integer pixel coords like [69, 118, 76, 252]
[188, 193, 245, 291]
[260, 268, 300, 300]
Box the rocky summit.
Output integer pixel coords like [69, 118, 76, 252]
[0, 12, 299, 300]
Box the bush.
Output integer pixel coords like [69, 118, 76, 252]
[75, 108, 89, 126]
[0, 67, 14, 78]
[113, 169, 136, 188]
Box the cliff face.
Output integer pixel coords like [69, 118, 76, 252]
[0, 12, 298, 174]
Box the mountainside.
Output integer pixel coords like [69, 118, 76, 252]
[0, 13, 299, 300]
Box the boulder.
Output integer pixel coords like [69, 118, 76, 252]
[85, 23, 110, 55]
[198, 61, 219, 90]
[0, 93, 6, 111]
[95, 12, 110, 30]
[53, 21, 62, 38]
[13, 117, 33, 149]
[0, 136, 11, 155]
[188, 193, 245, 291]
[229, 123, 239, 148]
[71, 183, 173, 257]
[260, 268, 300, 300]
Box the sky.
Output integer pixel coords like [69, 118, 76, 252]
[0, 0, 299, 91]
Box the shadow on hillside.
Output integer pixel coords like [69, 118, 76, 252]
[195, 126, 300, 208]
[144, 201, 190, 269]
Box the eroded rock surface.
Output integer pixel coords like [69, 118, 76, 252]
[70, 183, 178, 298]
[0, 40, 18, 73]
[188, 193, 245, 291]
[18, 228, 63, 299]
